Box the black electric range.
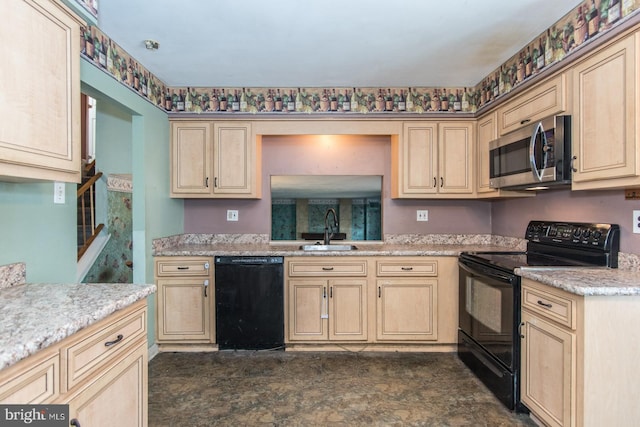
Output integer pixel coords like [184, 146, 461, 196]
[457, 220, 619, 412]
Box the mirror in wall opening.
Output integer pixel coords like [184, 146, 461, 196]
[271, 175, 382, 241]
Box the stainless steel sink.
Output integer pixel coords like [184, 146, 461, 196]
[299, 244, 358, 251]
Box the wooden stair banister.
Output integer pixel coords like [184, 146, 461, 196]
[77, 166, 104, 261]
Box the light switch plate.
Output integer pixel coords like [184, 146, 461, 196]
[416, 210, 428, 221]
[227, 210, 239, 221]
[633, 210, 640, 234]
[54, 182, 65, 204]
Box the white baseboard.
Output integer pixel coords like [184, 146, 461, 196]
[148, 343, 159, 361]
[76, 231, 110, 282]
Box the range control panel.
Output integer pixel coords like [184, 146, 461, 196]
[525, 220, 620, 251]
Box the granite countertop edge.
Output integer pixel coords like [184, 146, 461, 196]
[516, 267, 640, 297]
[152, 243, 510, 257]
[154, 242, 640, 297]
[0, 282, 156, 371]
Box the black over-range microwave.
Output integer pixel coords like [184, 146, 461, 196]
[489, 115, 572, 190]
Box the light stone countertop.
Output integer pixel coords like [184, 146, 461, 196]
[153, 233, 640, 297]
[516, 267, 640, 296]
[153, 242, 517, 258]
[0, 282, 156, 371]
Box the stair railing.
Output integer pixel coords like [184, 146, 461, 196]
[77, 162, 104, 260]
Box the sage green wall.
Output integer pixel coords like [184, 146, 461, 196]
[81, 58, 183, 346]
[95, 101, 133, 227]
[0, 182, 77, 283]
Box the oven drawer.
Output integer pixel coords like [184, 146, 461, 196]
[522, 279, 578, 329]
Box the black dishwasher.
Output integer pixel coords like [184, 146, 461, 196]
[214, 256, 284, 350]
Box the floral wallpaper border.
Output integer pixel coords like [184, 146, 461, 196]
[81, 0, 639, 115]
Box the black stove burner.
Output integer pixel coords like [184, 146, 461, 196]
[462, 221, 620, 271]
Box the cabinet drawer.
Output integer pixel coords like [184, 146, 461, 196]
[288, 259, 367, 276]
[155, 257, 212, 277]
[63, 304, 147, 391]
[497, 73, 566, 136]
[376, 259, 438, 276]
[0, 349, 59, 404]
[522, 281, 577, 329]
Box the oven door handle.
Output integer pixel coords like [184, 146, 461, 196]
[459, 260, 515, 284]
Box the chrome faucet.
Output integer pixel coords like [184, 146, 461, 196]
[323, 208, 338, 245]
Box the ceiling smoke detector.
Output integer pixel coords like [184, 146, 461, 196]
[143, 40, 159, 50]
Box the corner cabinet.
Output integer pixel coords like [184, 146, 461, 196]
[571, 30, 639, 190]
[393, 121, 475, 198]
[520, 281, 577, 427]
[0, 0, 83, 183]
[520, 278, 640, 427]
[170, 120, 260, 198]
[154, 257, 215, 348]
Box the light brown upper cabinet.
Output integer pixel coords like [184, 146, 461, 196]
[571, 31, 639, 190]
[393, 121, 475, 198]
[0, 0, 83, 182]
[476, 112, 499, 196]
[496, 73, 567, 136]
[170, 120, 259, 198]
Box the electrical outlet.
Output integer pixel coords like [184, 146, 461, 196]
[416, 210, 428, 221]
[633, 210, 640, 234]
[53, 182, 65, 204]
[227, 210, 239, 221]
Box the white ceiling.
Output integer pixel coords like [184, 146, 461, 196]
[98, 0, 581, 88]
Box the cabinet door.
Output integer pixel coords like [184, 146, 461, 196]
[521, 310, 575, 427]
[68, 343, 147, 427]
[328, 279, 368, 341]
[213, 122, 254, 196]
[156, 278, 212, 342]
[438, 122, 474, 194]
[477, 112, 499, 194]
[376, 278, 438, 341]
[0, 349, 59, 404]
[399, 122, 438, 195]
[170, 121, 213, 196]
[571, 33, 638, 188]
[497, 73, 566, 136]
[0, 0, 82, 182]
[288, 279, 328, 341]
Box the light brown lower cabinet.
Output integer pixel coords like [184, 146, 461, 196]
[285, 256, 458, 346]
[286, 258, 368, 342]
[520, 278, 640, 427]
[0, 300, 149, 427]
[521, 309, 575, 427]
[154, 257, 215, 346]
[376, 277, 438, 341]
[66, 342, 147, 427]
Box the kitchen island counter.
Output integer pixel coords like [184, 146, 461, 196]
[0, 282, 156, 370]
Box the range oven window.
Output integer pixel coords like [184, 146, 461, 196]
[459, 263, 515, 370]
[465, 279, 503, 333]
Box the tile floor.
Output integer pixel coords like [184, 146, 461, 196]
[148, 351, 537, 426]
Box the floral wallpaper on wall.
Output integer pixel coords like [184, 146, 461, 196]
[81, 25, 169, 110]
[81, 1, 639, 115]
